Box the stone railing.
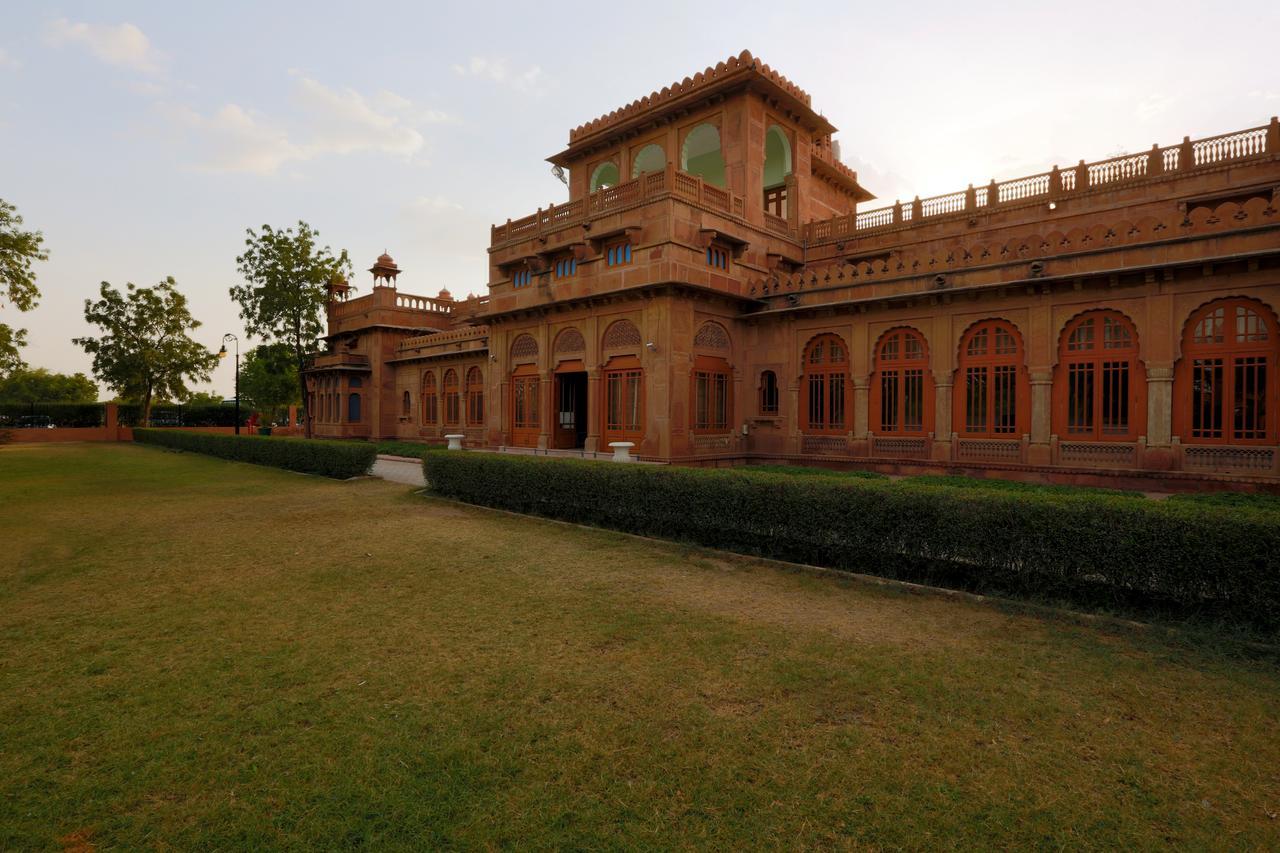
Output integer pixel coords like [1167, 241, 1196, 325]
[307, 352, 370, 369]
[492, 163, 747, 246]
[398, 324, 490, 352]
[803, 118, 1279, 245]
[329, 288, 454, 319]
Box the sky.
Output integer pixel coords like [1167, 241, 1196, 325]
[2, 0, 1277, 397]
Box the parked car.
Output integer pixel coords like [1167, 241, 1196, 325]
[16, 415, 56, 429]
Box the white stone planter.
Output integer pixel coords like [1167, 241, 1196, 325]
[445, 434, 465, 451]
[608, 441, 636, 462]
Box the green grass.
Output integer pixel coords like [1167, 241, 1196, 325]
[3, 443, 1279, 848]
[372, 438, 442, 458]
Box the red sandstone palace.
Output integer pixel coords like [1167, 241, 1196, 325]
[305, 50, 1280, 489]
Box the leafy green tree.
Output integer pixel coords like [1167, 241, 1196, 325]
[231, 221, 350, 437]
[184, 391, 228, 408]
[239, 342, 301, 420]
[0, 325, 26, 377]
[73, 278, 219, 426]
[0, 367, 98, 403]
[0, 198, 49, 377]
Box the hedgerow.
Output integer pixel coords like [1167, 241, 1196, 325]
[134, 429, 375, 479]
[425, 452, 1280, 628]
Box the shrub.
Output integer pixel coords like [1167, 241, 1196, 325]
[424, 452, 1280, 629]
[134, 429, 375, 479]
[373, 439, 447, 459]
[902, 474, 1145, 499]
[746, 464, 888, 480]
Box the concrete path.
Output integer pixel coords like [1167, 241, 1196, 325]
[372, 455, 426, 487]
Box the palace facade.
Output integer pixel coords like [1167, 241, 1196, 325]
[305, 50, 1280, 489]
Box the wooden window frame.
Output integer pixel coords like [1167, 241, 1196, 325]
[603, 355, 644, 444]
[466, 367, 484, 426]
[510, 364, 540, 447]
[871, 327, 933, 436]
[443, 369, 460, 427]
[1175, 298, 1278, 445]
[605, 241, 633, 267]
[955, 320, 1030, 439]
[759, 370, 779, 415]
[802, 334, 848, 435]
[692, 355, 732, 433]
[421, 372, 438, 425]
[1053, 311, 1144, 442]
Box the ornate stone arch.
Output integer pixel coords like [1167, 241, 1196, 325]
[510, 333, 539, 363]
[553, 327, 586, 356]
[693, 320, 730, 352]
[602, 319, 642, 352]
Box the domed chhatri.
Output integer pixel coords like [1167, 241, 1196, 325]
[369, 251, 401, 288]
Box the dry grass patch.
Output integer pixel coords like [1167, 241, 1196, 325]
[1, 443, 1278, 848]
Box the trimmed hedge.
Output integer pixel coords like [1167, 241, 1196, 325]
[425, 452, 1280, 629]
[134, 429, 376, 479]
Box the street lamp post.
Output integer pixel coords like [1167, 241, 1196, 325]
[217, 333, 240, 435]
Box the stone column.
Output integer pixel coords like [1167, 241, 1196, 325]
[787, 378, 802, 454]
[851, 374, 870, 439]
[932, 372, 953, 461]
[1146, 366, 1174, 447]
[1028, 368, 1053, 465]
[537, 369, 553, 450]
[1029, 369, 1053, 444]
[584, 369, 601, 453]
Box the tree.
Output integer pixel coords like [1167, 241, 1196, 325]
[73, 278, 219, 426]
[0, 198, 49, 377]
[0, 325, 26, 378]
[0, 367, 98, 404]
[239, 342, 301, 421]
[184, 391, 228, 408]
[231, 222, 350, 437]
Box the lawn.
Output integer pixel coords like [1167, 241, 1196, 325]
[2, 443, 1278, 848]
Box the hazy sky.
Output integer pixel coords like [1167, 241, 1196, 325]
[2, 0, 1277, 396]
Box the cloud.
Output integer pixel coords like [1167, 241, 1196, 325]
[167, 103, 303, 175]
[47, 18, 164, 74]
[451, 56, 545, 94]
[405, 194, 464, 214]
[165, 75, 454, 175]
[0, 48, 20, 70]
[1135, 93, 1175, 121]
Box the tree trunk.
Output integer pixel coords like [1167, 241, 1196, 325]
[297, 352, 311, 439]
[141, 386, 153, 429]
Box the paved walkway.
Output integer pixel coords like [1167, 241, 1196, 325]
[372, 455, 426, 487]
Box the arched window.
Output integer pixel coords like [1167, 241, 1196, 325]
[763, 125, 792, 217]
[1054, 312, 1143, 441]
[421, 372, 438, 425]
[443, 369, 460, 426]
[631, 143, 664, 178]
[466, 367, 484, 425]
[873, 328, 931, 435]
[402, 390, 411, 417]
[1176, 298, 1278, 444]
[681, 123, 724, 187]
[803, 334, 847, 434]
[759, 370, 779, 415]
[590, 161, 619, 192]
[347, 393, 361, 423]
[957, 320, 1028, 438]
